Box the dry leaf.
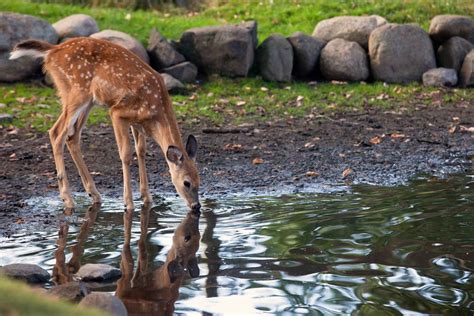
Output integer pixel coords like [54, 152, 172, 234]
[306, 171, 319, 177]
[236, 101, 246, 106]
[252, 157, 264, 165]
[390, 133, 406, 139]
[224, 143, 243, 151]
[369, 135, 382, 145]
[459, 126, 474, 133]
[260, 87, 269, 92]
[91, 171, 102, 176]
[342, 168, 353, 178]
[448, 126, 457, 134]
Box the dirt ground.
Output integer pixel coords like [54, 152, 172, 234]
[1, 100, 473, 235]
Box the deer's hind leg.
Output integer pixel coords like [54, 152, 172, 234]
[49, 93, 92, 209]
[65, 101, 101, 204]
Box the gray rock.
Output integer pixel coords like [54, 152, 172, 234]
[422, 68, 458, 87]
[0, 263, 50, 284]
[0, 12, 58, 82]
[320, 38, 369, 81]
[162, 61, 197, 83]
[76, 263, 121, 282]
[460, 49, 474, 87]
[369, 23, 436, 83]
[313, 15, 387, 49]
[53, 14, 99, 40]
[257, 34, 293, 82]
[80, 292, 127, 316]
[437, 37, 473, 73]
[147, 28, 185, 70]
[91, 29, 149, 64]
[287, 32, 325, 78]
[48, 281, 90, 302]
[161, 73, 185, 92]
[0, 113, 13, 124]
[179, 21, 257, 77]
[429, 15, 474, 43]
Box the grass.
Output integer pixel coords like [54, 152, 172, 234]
[0, 276, 107, 316]
[0, 0, 473, 131]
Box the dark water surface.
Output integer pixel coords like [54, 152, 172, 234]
[1, 172, 473, 315]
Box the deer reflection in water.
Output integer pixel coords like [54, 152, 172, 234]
[116, 204, 201, 316]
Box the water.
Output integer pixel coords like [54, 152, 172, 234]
[1, 172, 474, 315]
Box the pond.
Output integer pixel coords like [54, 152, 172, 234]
[1, 172, 473, 315]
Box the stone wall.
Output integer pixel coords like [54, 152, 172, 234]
[1, 12, 473, 89]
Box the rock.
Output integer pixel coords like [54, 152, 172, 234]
[257, 34, 293, 82]
[52, 14, 99, 40]
[0, 263, 50, 284]
[0, 113, 14, 124]
[48, 281, 90, 302]
[459, 49, 474, 87]
[0, 12, 58, 82]
[369, 23, 436, 83]
[80, 292, 127, 316]
[147, 28, 185, 70]
[161, 73, 185, 92]
[287, 32, 325, 78]
[312, 15, 387, 49]
[422, 68, 458, 87]
[91, 29, 149, 64]
[429, 15, 474, 43]
[76, 263, 121, 282]
[320, 38, 369, 81]
[162, 61, 197, 83]
[179, 21, 257, 77]
[437, 37, 473, 73]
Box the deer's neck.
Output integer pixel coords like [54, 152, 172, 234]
[147, 104, 184, 154]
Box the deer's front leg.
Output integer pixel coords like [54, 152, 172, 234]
[131, 126, 152, 204]
[111, 113, 134, 211]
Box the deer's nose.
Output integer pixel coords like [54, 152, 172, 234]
[191, 202, 201, 214]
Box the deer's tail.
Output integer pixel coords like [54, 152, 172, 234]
[9, 40, 55, 60]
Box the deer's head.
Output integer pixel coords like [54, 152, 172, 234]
[166, 135, 200, 212]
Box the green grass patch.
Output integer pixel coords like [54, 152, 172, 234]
[0, 0, 472, 44]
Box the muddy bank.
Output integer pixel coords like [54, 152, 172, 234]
[1, 101, 473, 234]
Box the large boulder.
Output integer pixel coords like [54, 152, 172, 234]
[53, 14, 99, 41]
[257, 34, 293, 82]
[429, 15, 474, 43]
[147, 28, 185, 70]
[369, 24, 436, 83]
[0, 263, 50, 284]
[91, 29, 149, 64]
[287, 32, 325, 78]
[161, 73, 185, 93]
[460, 49, 474, 87]
[48, 281, 90, 302]
[320, 38, 369, 81]
[437, 37, 473, 73]
[0, 12, 58, 82]
[422, 68, 458, 87]
[312, 15, 387, 49]
[179, 21, 257, 77]
[162, 61, 197, 83]
[76, 263, 121, 282]
[79, 292, 127, 316]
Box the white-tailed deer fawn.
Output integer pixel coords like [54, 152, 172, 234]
[10, 38, 200, 212]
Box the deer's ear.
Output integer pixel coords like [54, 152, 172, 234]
[167, 259, 184, 283]
[186, 135, 197, 161]
[166, 146, 183, 164]
[187, 257, 200, 278]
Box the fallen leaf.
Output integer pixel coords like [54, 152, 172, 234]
[390, 133, 406, 139]
[15, 217, 25, 224]
[459, 126, 474, 133]
[369, 135, 382, 145]
[452, 117, 460, 122]
[91, 171, 102, 176]
[236, 101, 246, 106]
[448, 126, 457, 134]
[306, 171, 319, 177]
[252, 157, 264, 165]
[342, 168, 353, 179]
[260, 87, 269, 92]
[224, 143, 243, 151]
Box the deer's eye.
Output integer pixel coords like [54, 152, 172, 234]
[184, 181, 191, 188]
[184, 235, 191, 242]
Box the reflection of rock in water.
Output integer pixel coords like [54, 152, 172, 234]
[116, 204, 201, 316]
